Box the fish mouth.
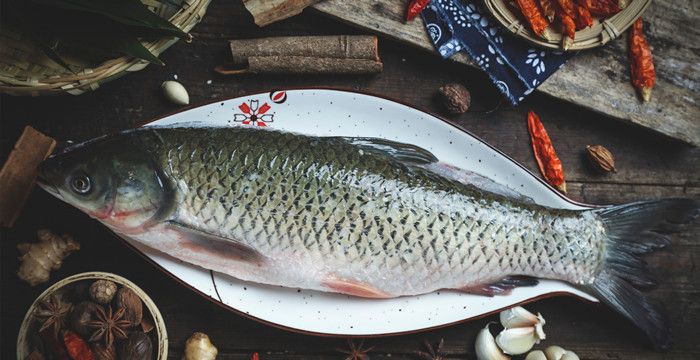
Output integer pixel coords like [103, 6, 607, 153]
[36, 163, 64, 200]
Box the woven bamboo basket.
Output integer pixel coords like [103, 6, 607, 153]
[484, 0, 652, 50]
[0, 0, 211, 96]
[17, 272, 168, 359]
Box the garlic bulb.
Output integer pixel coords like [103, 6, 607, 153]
[543, 346, 567, 360]
[475, 324, 510, 360]
[495, 326, 545, 355]
[162, 81, 190, 105]
[500, 306, 545, 328]
[524, 350, 547, 360]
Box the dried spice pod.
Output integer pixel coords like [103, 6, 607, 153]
[114, 287, 143, 326]
[515, 0, 550, 36]
[90, 280, 117, 304]
[586, 145, 616, 172]
[554, 0, 576, 49]
[118, 332, 153, 360]
[589, 0, 621, 17]
[18, 230, 79, 286]
[182, 332, 218, 360]
[629, 18, 655, 102]
[438, 83, 471, 114]
[35, 294, 72, 339]
[70, 301, 100, 338]
[406, 0, 431, 21]
[527, 110, 567, 194]
[64, 331, 94, 360]
[91, 343, 116, 360]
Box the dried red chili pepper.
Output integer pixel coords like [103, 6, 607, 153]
[527, 110, 567, 194]
[538, 0, 556, 22]
[629, 18, 655, 102]
[589, 0, 620, 17]
[64, 331, 94, 360]
[515, 0, 550, 36]
[251, 352, 260, 360]
[406, 0, 430, 21]
[554, 0, 576, 48]
[574, 0, 593, 30]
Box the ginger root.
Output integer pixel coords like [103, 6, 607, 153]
[182, 332, 218, 360]
[17, 229, 80, 286]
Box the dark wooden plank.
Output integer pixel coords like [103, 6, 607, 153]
[0, 1, 697, 359]
[312, 0, 700, 146]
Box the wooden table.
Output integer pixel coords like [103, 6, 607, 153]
[1, 1, 698, 359]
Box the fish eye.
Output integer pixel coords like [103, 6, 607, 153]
[70, 174, 92, 195]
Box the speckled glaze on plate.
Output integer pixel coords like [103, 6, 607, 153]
[123, 88, 598, 336]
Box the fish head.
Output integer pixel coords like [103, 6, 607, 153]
[38, 133, 172, 233]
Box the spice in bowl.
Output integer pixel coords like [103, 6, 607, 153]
[20, 275, 162, 360]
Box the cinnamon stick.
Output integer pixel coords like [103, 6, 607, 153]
[0, 126, 56, 228]
[221, 35, 382, 75]
[242, 0, 323, 27]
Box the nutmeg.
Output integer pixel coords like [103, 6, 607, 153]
[69, 301, 99, 337]
[118, 332, 152, 360]
[92, 343, 116, 360]
[586, 145, 616, 173]
[90, 280, 117, 304]
[115, 287, 143, 326]
[438, 83, 471, 114]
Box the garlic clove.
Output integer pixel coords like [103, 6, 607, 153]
[475, 324, 510, 360]
[524, 350, 547, 360]
[560, 351, 580, 360]
[499, 306, 545, 328]
[544, 345, 567, 360]
[495, 327, 544, 355]
[162, 81, 190, 105]
[534, 322, 546, 340]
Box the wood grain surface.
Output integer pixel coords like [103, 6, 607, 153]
[312, 0, 700, 146]
[1, 1, 698, 359]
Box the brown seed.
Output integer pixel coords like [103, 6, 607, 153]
[92, 343, 117, 360]
[438, 83, 471, 114]
[115, 287, 143, 326]
[90, 280, 117, 304]
[586, 145, 616, 173]
[70, 301, 100, 338]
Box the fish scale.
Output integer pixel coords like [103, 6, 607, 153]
[135, 127, 606, 295]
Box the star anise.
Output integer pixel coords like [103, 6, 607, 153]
[35, 294, 72, 338]
[88, 305, 130, 348]
[414, 339, 446, 360]
[336, 339, 374, 360]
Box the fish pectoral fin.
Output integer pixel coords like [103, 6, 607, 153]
[165, 221, 264, 264]
[340, 137, 438, 164]
[322, 277, 392, 298]
[458, 276, 539, 297]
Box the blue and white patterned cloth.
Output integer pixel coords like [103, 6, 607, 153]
[421, 0, 573, 104]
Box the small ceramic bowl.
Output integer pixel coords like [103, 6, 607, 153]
[17, 272, 167, 359]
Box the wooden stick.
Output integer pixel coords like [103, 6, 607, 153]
[243, 0, 324, 27]
[223, 35, 382, 75]
[0, 126, 56, 228]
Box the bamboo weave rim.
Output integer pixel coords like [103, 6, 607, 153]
[17, 272, 168, 360]
[484, 0, 652, 51]
[0, 0, 212, 96]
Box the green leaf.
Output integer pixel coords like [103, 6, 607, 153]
[112, 37, 165, 65]
[29, 0, 187, 39]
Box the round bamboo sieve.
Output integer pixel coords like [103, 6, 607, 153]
[484, 0, 652, 50]
[0, 0, 212, 96]
[17, 272, 168, 359]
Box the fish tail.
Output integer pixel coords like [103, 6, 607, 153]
[588, 199, 698, 350]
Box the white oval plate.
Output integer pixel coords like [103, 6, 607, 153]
[123, 88, 598, 336]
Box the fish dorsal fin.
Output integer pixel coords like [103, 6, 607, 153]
[341, 137, 438, 165]
[165, 221, 264, 264]
[420, 162, 536, 204]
